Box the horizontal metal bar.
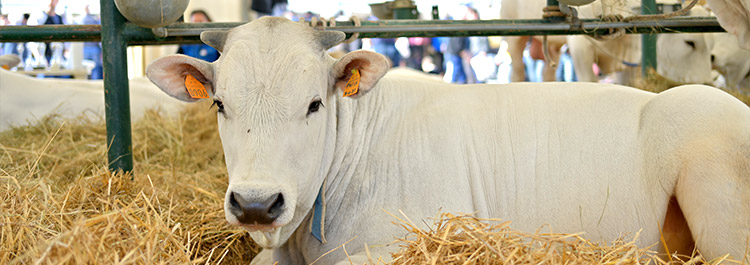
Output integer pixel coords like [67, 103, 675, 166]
[0, 17, 725, 44]
[156, 17, 724, 38]
[0, 25, 102, 42]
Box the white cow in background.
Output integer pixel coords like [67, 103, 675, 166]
[711, 33, 750, 90]
[501, 0, 566, 82]
[146, 17, 750, 265]
[707, 0, 750, 50]
[0, 61, 185, 131]
[567, 0, 642, 85]
[655, 6, 716, 85]
[570, 3, 717, 85]
[657, 32, 714, 84]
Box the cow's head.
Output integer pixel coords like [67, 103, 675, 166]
[146, 17, 388, 248]
[711, 33, 750, 89]
[657, 33, 713, 85]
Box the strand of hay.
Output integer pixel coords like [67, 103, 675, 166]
[0, 102, 258, 264]
[388, 212, 745, 265]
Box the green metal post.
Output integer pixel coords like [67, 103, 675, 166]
[642, 0, 657, 75]
[100, 0, 133, 173]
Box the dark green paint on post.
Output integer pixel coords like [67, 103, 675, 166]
[642, 0, 658, 75]
[101, 0, 133, 173]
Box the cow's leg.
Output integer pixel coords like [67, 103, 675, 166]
[643, 86, 750, 261]
[506, 36, 529, 82]
[676, 152, 750, 260]
[567, 35, 598, 82]
[249, 249, 274, 265]
[542, 39, 563, 82]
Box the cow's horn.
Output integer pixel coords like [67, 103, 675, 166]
[201, 30, 228, 53]
[316, 30, 345, 50]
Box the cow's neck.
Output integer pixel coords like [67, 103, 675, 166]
[321, 76, 419, 222]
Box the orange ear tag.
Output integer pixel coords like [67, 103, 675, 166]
[342, 69, 360, 97]
[185, 74, 209, 99]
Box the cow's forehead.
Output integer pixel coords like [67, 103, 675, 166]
[224, 17, 318, 52]
[216, 40, 324, 93]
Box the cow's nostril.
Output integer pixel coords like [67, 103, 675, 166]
[711, 54, 715, 63]
[229, 192, 284, 225]
[229, 192, 241, 209]
[268, 193, 284, 219]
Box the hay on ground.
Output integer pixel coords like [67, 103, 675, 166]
[388, 212, 745, 265]
[0, 102, 258, 264]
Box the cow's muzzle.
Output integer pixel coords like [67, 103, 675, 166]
[228, 192, 284, 225]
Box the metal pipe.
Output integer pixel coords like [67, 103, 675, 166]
[101, 0, 133, 173]
[642, 0, 658, 75]
[157, 18, 724, 38]
[0, 25, 101, 42]
[0, 17, 725, 43]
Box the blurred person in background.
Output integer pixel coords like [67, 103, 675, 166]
[0, 14, 11, 56]
[79, 5, 102, 79]
[444, 5, 476, 84]
[177, 10, 220, 62]
[406, 37, 427, 71]
[0, 14, 10, 26]
[366, 15, 401, 68]
[2, 13, 31, 64]
[29, 0, 67, 63]
[555, 44, 577, 82]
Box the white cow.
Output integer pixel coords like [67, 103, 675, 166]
[566, 0, 642, 84]
[146, 17, 750, 265]
[0, 66, 185, 131]
[657, 32, 714, 84]
[710, 33, 750, 90]
[570, 4, 715, 85]
[707, 0, 750, 50]
[501, 0, 566, 82]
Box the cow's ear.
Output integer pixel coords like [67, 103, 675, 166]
[332, 50, 389, 98]
[0, 54, 21, 69]
[146, 54, 215, 102]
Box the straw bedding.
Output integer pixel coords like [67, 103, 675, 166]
[1, 102, 258, 264]
[1, 81, 747, 264]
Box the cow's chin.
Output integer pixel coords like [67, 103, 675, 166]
[247, 226, 284, 248]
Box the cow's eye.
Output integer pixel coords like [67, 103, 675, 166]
[307, 99, 324, 116]
[685, 40, 696, 49]
[211, 99, 224, 113]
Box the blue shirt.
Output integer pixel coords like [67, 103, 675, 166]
[178, 44, 220, 62]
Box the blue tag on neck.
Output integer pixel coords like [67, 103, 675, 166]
[311, 185, 324, 242]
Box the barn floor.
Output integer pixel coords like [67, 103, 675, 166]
[1, 83, 745, 264]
